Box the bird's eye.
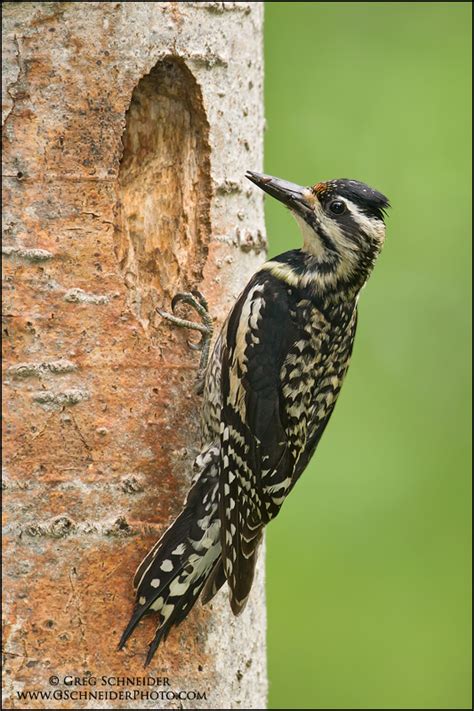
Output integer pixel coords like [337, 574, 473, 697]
[329, 200, 346, 215]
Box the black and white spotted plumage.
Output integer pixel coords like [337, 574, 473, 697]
[120, 172, 389, 664]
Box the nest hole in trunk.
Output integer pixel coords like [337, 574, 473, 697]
[115, 58, 211, 328]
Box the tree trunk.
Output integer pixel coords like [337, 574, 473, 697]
[2, 3, 267, 708]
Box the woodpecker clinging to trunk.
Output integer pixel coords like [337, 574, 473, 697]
[119, 171, 390, 665]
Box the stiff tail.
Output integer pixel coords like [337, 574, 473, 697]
[119, 446, 224, 664]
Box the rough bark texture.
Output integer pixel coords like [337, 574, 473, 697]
[2, 3, 267, 708]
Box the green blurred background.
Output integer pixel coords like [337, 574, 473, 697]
[263, 3, 472, 709]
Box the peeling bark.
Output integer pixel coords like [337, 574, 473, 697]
[2, 3, 267, 709]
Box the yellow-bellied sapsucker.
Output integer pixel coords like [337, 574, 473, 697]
[119, 171, 390, 665]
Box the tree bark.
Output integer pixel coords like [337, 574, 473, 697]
[2, 3, 267, 708]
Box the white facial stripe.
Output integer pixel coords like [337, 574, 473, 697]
[342, 197, 386, 242]
[314, 202, 352, 251]
[313, 201, 359, 280]
[292, 198, 351, 260]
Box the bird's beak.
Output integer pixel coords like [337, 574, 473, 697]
[246, 171, 313, 221]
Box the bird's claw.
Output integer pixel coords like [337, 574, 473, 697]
[170, 291, 209, 322]
[187, 338, 204, 352]
[156, 290, 214, 381]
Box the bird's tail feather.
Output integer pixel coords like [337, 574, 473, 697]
[201, 558, 227, 605]
[119, 445, 222, 663]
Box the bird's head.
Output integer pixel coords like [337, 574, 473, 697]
[246, 171, 390, 295]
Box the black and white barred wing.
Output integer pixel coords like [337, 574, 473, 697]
[218, 274, 299, 613]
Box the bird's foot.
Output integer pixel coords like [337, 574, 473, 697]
[157, 290, 213, 392]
